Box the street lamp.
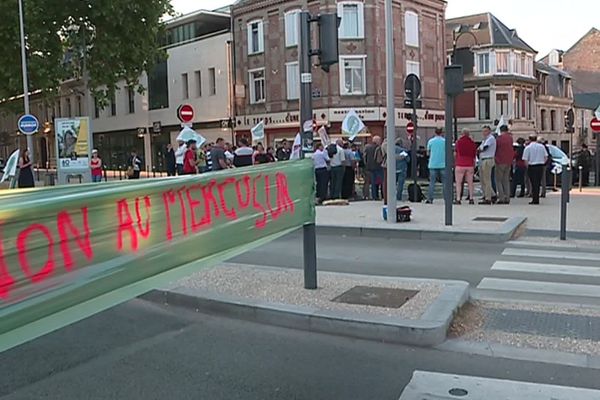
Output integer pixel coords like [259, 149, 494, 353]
[450, 26, 479, 141]
[18, 0, 35, 163]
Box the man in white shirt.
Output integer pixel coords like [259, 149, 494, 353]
[313, 143, 330, 203]
[523, 134, 548, 205]
[329, 139, 346, 199]
[174, 140, 187, 175]
[477, 126, 497, 204]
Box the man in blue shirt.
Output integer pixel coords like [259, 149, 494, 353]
[395, 140, 409, 201]
[426, 128, 446, 203]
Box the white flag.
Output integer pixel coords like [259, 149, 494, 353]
[341, 110, 366, 141]
[496, 115, 507, 135]
[595, 104, 600, 120]
[0, 149, 19, 184]
[318, 126, 330, 146]
[251, 120, 265, 142]
[290, 133, 302, 160]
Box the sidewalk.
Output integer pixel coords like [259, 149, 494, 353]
[316, 187, 600, 241]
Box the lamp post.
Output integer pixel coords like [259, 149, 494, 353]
[451, 27, 479, 141]
[18, 0, 35, 163]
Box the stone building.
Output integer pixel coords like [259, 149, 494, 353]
[231, 0, 447, 146]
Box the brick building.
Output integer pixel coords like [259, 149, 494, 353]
[446, 13, 538, 141]
[231, 0, 447, 146]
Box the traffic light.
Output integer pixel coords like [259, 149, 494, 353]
[318, 14, 341, 73]
[565, 108, 575, 133]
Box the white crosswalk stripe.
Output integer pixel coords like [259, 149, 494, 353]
[475, 243, 600, 305]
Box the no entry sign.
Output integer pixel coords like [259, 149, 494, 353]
[177, 104, 195, 123]
[406, 121, 415, 135]
[591, 117, 600, 133]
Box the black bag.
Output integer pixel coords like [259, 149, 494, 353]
[407, 183, 424, 203]
[396, 206, 412, 223]
[326, 144, 338, 158]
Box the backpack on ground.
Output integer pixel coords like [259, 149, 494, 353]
[326, 143, 338, 158]
[407, 183, 424, 203]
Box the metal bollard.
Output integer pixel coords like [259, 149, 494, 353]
[153, 167, 156, 179]
[579, 166, 583, 192]
[560, 167, 570, 241]
[103, 166, 108, 182]
[119, 166, 123, 181]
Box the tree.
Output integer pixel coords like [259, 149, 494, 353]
[0, 0, 173, 108]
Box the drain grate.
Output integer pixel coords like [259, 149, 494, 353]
[473, 216, 508, 222]
[332, 286, 419, 308]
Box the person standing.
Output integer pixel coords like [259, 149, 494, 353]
[174, 140, 187, 176]
[276, 139, 291, 161]
[165, 143, 176, 176]
[233, 138, 254, 168]
[523, 134, 548, 205]
[579, 143, 592, 186]
[478, 126, 497, 204]
[426, 128, 446, 204]
[183, 140, 198, 175]
[313, 143, 330, 204]
[329, 139, 346, 199]
[511, 138, 527, 198]
[364, 136, 384, 200]
[395, 140, 409, 201]
[341, 142, 356, 200]
[495, 125, 514, 204]
[127, 149, 142, 180]
[17, 148, 35, 188]
[196, 144, 207, 173]
[90, 149, 103, 183]
[211, 138, 228, 171]
[266, 146, 277, 163]
[454, 129, 477, 205]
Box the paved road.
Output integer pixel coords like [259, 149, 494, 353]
[2, 299, 600, 400]
[231, 231, 600, 306]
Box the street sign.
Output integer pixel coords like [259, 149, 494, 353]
[152, 121, 162, 134]
[406, 121, 415, 135]
[404, 74, 422, 99]
[177, 104, 195, 123]
[591, 117, 600, 133]
[17, 114, 39, 135]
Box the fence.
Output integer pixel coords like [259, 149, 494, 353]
[0, 160, 315, 351]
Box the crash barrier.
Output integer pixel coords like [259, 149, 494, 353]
[0, 161, 315, 351]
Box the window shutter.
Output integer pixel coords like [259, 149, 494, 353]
[258, 21, 264, 52]
[357, 2, 365, 38]
[247, 23, 253, 54]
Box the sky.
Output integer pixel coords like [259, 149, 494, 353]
[174, 0, 598, 57]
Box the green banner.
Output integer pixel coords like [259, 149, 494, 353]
[0, 161, 315, 350]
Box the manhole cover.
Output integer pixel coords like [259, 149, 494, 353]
[472, 216, 508, 222]
[332, 286, 419, 308]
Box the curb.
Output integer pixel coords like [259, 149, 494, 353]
[316, 216, 526, 243]
[525, 229, 600, 241]
[142, 279, 469, 347]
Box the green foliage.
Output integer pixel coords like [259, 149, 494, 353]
[0, 0, 173, 105]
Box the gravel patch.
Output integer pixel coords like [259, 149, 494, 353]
[175, 263, 443, 320]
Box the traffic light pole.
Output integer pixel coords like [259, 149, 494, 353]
[385, 0, 396, 223]
[18, 0, 34, 163]
[299, 11, 317, 290]
[411, 82, 418, 202]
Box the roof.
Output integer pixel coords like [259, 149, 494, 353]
[570, 70, 600, 94]
[446, 12, 536, 53]
[536, 62, 572, 98]
[574, 93, 600, 110]
[565, 27, 600, 55]
[165, 9, 230, 28]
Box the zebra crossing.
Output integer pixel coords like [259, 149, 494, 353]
[473, 242, 600, 306]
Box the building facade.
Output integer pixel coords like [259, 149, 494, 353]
[446, 13, 538, 141]
[0, 9, 233, 171]
[231, 0, 447, 146]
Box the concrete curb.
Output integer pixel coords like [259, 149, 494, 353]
[316, 216, 526, 243]
[143, 278, 469, 347]
[525, 229, 600, 241]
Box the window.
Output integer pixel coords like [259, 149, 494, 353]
[541, 109, 547, 131]
[110, 92, 116, 116]
[338, 2, 364, 39]
[520, 53, 526, 76]
[209, 68, 216, 95]
[496, 52, 509, 73]
[340, 56, 366, 95]
[77, 96, 82, 116]
[526, 55, 534, 76]
[195, 70, 202, 97]
[127, 87, 135, 114]
[514, 90, 522, 119]
[404, 11, 419, 47]
[525, 92, 532, 119]
[551, 110, 556, 131]
[477, 53, 490, 75]
[495, 93, 508, 117]
[55, 101, 61, 118]
[478, 91, 490, 120]
[286, 62, 300, 100]
[249, 68, 266, 104]
[148, 61, 169, 110]
[406, 61, 420, 78]
[65, 98, 72, 117]
[247, 20, 264, 55]
[285, 10, 300, 47]
[94, 97, 100, 119]
[182, 73, 189, 99]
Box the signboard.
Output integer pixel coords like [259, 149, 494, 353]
[591, 117, 600, 133]
[406, 121, 415, 134]
[177, 104, 195, 123]
[0, 160, 315, 351]
[17, 114, 39, 135]
[152, 121, 162, 134]
[55, 117, 91, 170]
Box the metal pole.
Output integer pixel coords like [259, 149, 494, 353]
[411, 86, 418, 201]
[596, 133, 600, 187]
[385, 0, 396, 223]
[18, 0, 34, 163]
[444, 95, 454, 226]
[299, 11, 317, 290]
[560, 167, 569, 240]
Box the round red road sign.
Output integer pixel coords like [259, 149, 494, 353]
[177, 104, 195, 123]
[406, 121, 415, 134]
[591, 117, 600, 133]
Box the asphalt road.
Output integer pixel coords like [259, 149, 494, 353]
[2, 299, 600, 400]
